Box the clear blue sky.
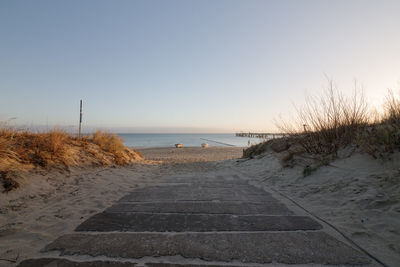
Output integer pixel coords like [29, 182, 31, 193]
[1, 0, 399, 133]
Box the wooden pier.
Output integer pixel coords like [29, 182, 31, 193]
[235, 132, 284, 139]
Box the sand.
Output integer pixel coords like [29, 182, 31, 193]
[1, 146, 399, 266]
[137, 147, 244, 163]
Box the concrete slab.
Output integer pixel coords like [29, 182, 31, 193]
[44, 232, 371, 265]
[159, 177, 249, 185]
[75, 213, 321, 232]
[17, 258, 136, 267]
[105, 202, 294, 215]
[17, 260, 250, 267]
[146, 264, 246, 267]
[22, 174, 374, 266]
[149, 181, 250, 188]
[123, 185, 268, 195]
[119, 187, 276, 202]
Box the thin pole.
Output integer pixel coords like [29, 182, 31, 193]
[78, 100, 82, 138]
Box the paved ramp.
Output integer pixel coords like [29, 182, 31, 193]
[19, 174, 372, 266]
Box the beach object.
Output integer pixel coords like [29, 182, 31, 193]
[201, 143, 209, 148]
[78, 100, 83, 138]
[200, 138, 235, 147]
[175, 143, 183, 148]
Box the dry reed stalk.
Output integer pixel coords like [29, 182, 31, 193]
[277, 80, 370, 155]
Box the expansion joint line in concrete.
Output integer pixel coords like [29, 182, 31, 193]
[72, 230, 323, 235]
[104, 212, 295, 216]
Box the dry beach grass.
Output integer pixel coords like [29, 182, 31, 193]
[0, 128, 143, 192]
[245, 84, 400, 160]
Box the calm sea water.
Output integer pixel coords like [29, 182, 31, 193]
[118, 133, 266, 148]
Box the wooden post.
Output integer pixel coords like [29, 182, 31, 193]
[78, 100, 82, 138]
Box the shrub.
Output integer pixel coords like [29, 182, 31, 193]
[356, 89, 400, 158]
[244, 82, 400, 160]
[92, 130, 125, 154]
[383, 89, 400, 124]
[277, 80, 370, 155]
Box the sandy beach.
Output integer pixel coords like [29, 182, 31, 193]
[1, 146, 399, 266]
[137, 147, 244, 163]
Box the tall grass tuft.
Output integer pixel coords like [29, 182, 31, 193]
[278, 81, 370, 155]
[92, 130, 125, 154]
[92, 130, 135, 165]
[383, 89, 400, 124]
[0, 127, 141, 173]
[358, 89, 400, 158]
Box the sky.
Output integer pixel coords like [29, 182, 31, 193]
[1, 0, 399, 133]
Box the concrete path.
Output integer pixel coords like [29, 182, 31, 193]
[19, 173, 372, 266]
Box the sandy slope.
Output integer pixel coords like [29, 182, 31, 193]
[229, 151, 400, 266]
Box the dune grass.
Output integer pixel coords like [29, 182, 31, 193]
[277, 81, 370, 155]
[358, 89, 400, 158]
[0, 128, 143, 191]
[0, 128, 142, 172]
[92, 130, 125, 154]
[245, 81, 400, 159]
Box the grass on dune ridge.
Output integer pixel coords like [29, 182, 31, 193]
[0, 128, 142, 191]
[244, 81, 400, 160]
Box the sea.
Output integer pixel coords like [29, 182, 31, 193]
[118, 133, 266, 148]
